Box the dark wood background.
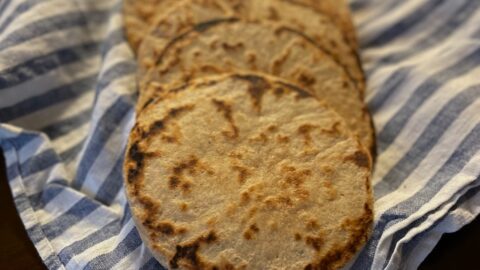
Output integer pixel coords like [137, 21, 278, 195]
[0, 152, 478, 269]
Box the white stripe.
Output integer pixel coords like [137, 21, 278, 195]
[362, 5, 480, 71]
[0, 55, 98, 110]
[402, 188, 480, 270]
[0, 0, 18, 26]
[368, 42, 480, 131]
[52, 122, 90, 153]
[21, 164, 66, 196]
[101, 12, 123, 38]
[113, 244, 154, 270]
[64, 156, 81, 181]
[392, 154, 480, 240]
[373, 154, 480, 269]
[365, 40, 471, 102]
[17, 136, 47, 163]
[36, 239, 66, 270]
[19, 204, 39, 229]
[384, 180, 480, 270]
[81, 110, 133, 197]
[0, 123, 27, 140]
[0, 0, 115, 41]
[100, 48, 133, 78]
[358, 0, 426, 44]
[372, 67, 480, 184]
[10, 86, 96, 131]
[72, 75, 135, 187]
[0, 0, 79, 40]
[0, 25, 104, 72]
[50, 206, 118, 250]
[375, 99, 480, 213]
[39, 188, 85, 224]
[353, 0, 392, 26]
[110, 186, 127, 215]
[367, 0, 466, 48]
[7, 162, 63, 268]
[66, 219, 135, 269]
[86, 74, 135, 131]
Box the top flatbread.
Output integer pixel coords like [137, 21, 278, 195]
[125, 73, 373, 270]
[137, 19, 374, 153]
[135, 0, 365, 96]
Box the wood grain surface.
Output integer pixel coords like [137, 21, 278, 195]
[0, 151, 477, 269]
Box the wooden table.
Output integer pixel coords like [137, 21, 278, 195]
[0, 152, 478, 269]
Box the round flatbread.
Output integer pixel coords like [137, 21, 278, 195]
[125, 73, 373, 270]
[136, 0, 364, 96]
[284, 0, 359, 50]
[138, 19, 374, 152]
[125, 0, 359, 53]
[123, 0, 178, 52]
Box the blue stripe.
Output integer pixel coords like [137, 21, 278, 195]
[377, 47, 480, 153]
[474, 25, 480, 39]
[0, 140, 14, 152]
[58, 218, 122, 265]
[8, 132, 39, 149]
[364, 0, 447, 47]
[368, 67, 411, 113]
[0, 0, 41, 34]
[399, 182, 480, 269]
[99, 28, 126, 59]
[44, 253, 63, 270]
[92, 60, 135, 108]
[350, 0, 370, 12]
[83, 227, 144, 270]
[121, 204, 132, 226]
[95, 153, 125, 205]
[42, 197, 101, 241]
[367, 0, 480, 73]
[0, 42, 98, 90]
[26, 224, 46, 244]
[59, 139, 85, 162]
[5, 153, 20, 181]
[14, 192, 31, 213]
[96, 61, 136, 94]
[375, 85, 480, 198]
[0, 75, 96, 122]
[386, 175, 480, 269]
[29, 181, 68, 211]
[0, 0, 11, 18]
[20, 149, 60, 177]
[58, 206, 131, 266]
[357, 0, 406, 29]
[352, 123, 480, 269]
[0, 9, 109, 51]
[140, 258, 165, 270]
[41, 108, 92, 140]
[73, 95, 133, 189]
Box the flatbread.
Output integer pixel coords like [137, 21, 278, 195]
[125, 73, 373, 270]
[285, 0, 359, 50]
[123, 0, 177, 52]
[138, 19, 374, 152]
[125, 0, 359, 53]
[136, 0, 364, 96]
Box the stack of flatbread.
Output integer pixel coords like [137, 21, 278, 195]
[123, 1, 374, 269]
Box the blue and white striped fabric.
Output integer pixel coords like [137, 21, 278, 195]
[0, 0, 479, 269]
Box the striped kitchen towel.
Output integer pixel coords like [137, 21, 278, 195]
[1, 0, 479, 269]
